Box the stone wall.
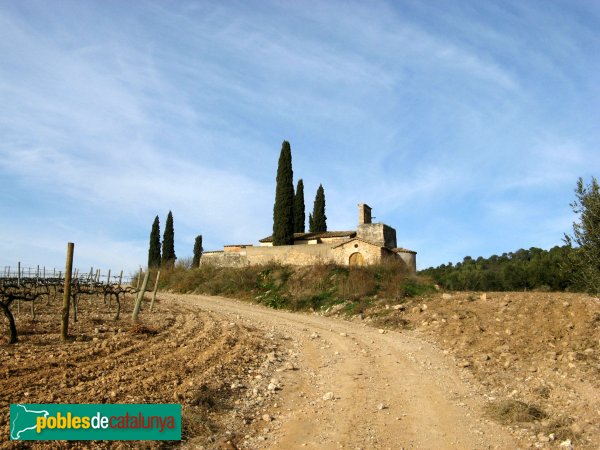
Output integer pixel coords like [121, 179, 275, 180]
[332, 240, 386, 266]
[356, 223, 397, 249]
[245, 244, 336, 266]
[223, 245, 252, 253]
[395, 251, 417, 272]
[201, 251, 248, 267]
[202, 227, 416, 272]
[201, 242, 393, 267]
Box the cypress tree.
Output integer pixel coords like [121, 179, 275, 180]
[272, 141, 295, 245]
[192, 235, 203, 267]
[309, 213, 315, 233]
[162, 210, 176, 266]
[148, 215, 161, 268]
[294, 179, 306, 233]
[311, 184, 327, 232]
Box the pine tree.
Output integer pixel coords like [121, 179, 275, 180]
[311, 184, 327, 232]
[272, 141, 295, 245]
[564, 177, 600, 294]
[294, 179, 306, 233]
[162, 211, 176, 266]
[192, 235, 203, 267]
[148, 215, 161, 268]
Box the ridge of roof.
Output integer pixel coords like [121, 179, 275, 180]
[330, 237, 383, 249]
[392, 248, 417, 254]
[259, 230, 356, 243]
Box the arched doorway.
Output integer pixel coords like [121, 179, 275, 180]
[349, 252, 364, 266]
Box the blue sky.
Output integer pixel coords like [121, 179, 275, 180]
[1, 0, 599, 275]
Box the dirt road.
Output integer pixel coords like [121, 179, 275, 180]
[171, 293, 519, 449]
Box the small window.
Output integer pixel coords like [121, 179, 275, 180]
[354, 243, 358, 248]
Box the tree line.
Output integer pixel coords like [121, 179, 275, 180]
[419, 246, 575, 291]
[421, 176, 600, 294]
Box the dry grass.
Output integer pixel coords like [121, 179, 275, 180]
[158, 262, 434, 313]
[371, 312, 412, 329]
[484, 400, 547, 424]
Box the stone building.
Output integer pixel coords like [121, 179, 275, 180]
[201, 203, 417, 271]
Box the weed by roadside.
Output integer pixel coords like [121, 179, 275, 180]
[158, 262, 435, 313]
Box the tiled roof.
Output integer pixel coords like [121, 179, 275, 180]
[331, 237, 383, 249]
[392, 248, 417, 254]
[259, 231, 356, 243]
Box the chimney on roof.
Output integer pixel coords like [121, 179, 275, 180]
[358, 203, 372, 225]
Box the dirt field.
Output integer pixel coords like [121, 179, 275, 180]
[0, 293, 287, 449]
[1, 290, 599, 449]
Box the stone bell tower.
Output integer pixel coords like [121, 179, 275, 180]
[358, 203, 372, 225]
[356, 203, 397, 249]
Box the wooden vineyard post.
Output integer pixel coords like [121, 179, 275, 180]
[17, 262, 21, 313]
[118, 270, 123, 286]
[61, 242, 75, 341]
[132, 270, 150, 323]
[150, 270, 160, 312]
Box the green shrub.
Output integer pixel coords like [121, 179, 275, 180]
[402, 279, 435, 297]
[159, 262, 431, 313]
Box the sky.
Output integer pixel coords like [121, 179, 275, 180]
[1, 0, 599, 275]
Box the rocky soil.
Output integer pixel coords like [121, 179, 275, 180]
[337, 291, 600, 449]
[2, 290, 598, 449]
[174, 293, 522, 449]
[0, 294, 290, 449]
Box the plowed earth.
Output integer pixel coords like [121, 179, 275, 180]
[1, 293, 286, 449]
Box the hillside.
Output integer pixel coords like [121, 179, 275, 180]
[420, 246, 574, 292]
[158, 264, 600, 448]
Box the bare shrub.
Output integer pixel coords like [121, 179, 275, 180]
[485, 399, 547, 424]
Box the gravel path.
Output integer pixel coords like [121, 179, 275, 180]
[172, 293, 520, 449]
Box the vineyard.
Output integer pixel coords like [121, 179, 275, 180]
[0, 263, 148, 344]
[0, 264, 285, 448]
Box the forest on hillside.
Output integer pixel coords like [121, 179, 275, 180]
[419, 246, 576, 292]
[421, 177, 600, 294]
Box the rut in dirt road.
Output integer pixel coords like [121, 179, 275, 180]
[171, 293, 521, 450]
